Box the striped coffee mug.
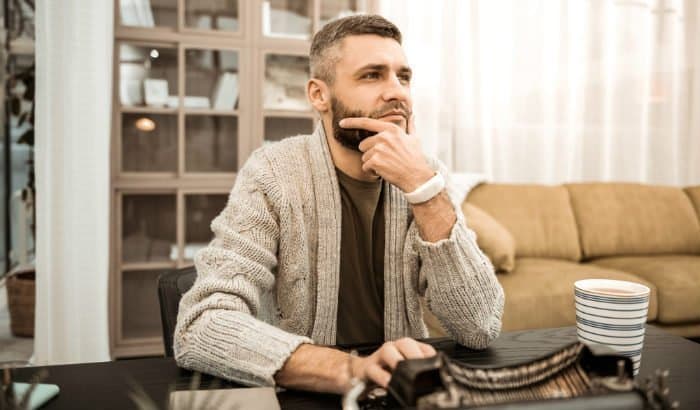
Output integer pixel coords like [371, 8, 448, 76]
[574, 279, 650, 375]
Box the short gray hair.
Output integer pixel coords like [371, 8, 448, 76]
[309, 14, 402, 84]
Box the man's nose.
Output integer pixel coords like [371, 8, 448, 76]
[381, 73, 410, 103]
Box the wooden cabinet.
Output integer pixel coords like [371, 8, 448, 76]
[111, 0, 375, 357]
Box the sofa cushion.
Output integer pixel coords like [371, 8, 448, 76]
[566, 183, 700, 259]
[591, 255, 700, 324]
[462, 203, 516, 272]
[497, 258, 658, 331]
[466, 184, 581, 261]
[685, 186, 700, 220]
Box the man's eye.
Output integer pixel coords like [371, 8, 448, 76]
[399, 74, 412, 83]
[362, 72, 380, 80]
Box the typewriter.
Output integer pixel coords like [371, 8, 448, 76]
[352, 342, 678, 409]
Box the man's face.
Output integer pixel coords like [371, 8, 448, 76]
[328, 35, 413, 152]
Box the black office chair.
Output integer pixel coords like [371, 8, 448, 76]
[157, 266, 197, 357]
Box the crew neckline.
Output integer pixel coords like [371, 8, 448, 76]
[335, 167, 382, 189]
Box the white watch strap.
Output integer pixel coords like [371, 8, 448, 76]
[403, 172, 446, 204]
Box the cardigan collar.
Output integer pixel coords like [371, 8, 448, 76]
[308, 125, 342, 343]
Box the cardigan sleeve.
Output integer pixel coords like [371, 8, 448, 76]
[173, 150, 313, 387]
[413, 160, 505, 349]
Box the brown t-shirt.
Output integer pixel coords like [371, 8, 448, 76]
[335, 168, 385, 345]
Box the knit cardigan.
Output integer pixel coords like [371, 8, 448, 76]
[174, 126, 505, 387]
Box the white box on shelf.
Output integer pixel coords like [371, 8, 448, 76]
[183, 96, 211, 108]
[166, 95, 179, 108]
[144, 78, 169, 107]
[120, 79, 144, 106]
[195, 15, 213, 30]
[211, 72, 239, 110]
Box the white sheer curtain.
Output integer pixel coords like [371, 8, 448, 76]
[379, 0, 700, 185]
[34, 0, 112, 364]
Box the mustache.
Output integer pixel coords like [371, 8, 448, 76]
[369, 101, 412, 120]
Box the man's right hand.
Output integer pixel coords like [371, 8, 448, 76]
[352, 337, 437, 388]
[274, 337, 437, 394]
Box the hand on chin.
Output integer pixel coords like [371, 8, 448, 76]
[339, 116, 434, 192]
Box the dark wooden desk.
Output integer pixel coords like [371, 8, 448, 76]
[13, 326, 700, 409]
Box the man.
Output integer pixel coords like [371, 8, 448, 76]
[174, 14, 504, 394]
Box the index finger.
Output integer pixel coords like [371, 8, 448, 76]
[339, 117, 398, 133]
[394, 338, 428, 360]
[418, 342, 437, 357]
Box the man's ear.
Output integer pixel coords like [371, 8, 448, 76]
[307, 79, 330, 113]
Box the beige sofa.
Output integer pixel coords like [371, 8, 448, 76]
[427, 183, 700, 338]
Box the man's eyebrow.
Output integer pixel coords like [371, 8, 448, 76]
[354, 64, 413, 76]
[354, 64, 388, 74]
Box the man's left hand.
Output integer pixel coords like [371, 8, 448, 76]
[339, 115, 434, 193]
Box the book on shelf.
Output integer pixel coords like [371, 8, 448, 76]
[120, 0, 155, 27]
[142, 0, 155, 27]
[217, 16, 239, 32]
[120, 0, 138, 26]
[211, 72, 239, 110]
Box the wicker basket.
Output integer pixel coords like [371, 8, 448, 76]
[5, 270, 35, 337]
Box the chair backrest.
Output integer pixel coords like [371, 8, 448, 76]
[157, 266, 197, 357]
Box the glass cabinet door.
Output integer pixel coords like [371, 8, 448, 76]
[262, 0, 312, 39]
[119, 43, 178, 108]
[184, 194, 229, 261]
[263, 54, 310, 111]
[184, 47, 240, 173]
[121, 113, 177, 172]
[119, 0, 177, 29]
[121, 270, 162, 340]
[185, 115, 238, 173]
[121, 194, 176, 263]
[185, 48, 240, 111]
[264, 116, 314, 143]
[185, 0, 240, 33]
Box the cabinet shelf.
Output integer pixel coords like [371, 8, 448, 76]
[115, 26, 178, 42]
[184, 108, 239, 116]
[121, 261, 176, 272]
[120, 106, 178, 114]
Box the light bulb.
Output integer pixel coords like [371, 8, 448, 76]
[135, 117, 156, 132]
